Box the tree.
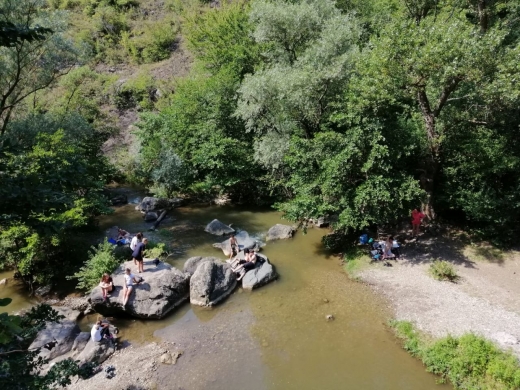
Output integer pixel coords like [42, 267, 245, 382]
[235, 0, 362, 169]
[0, 300, 80, 389]
[0, 0, 79, 134]
[0, 113, 111, 291]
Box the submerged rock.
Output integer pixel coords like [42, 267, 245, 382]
[240, 253, 278, 290]
[266, 224, 295, 241]
[183, 256, 222, 276]
[205, 219, 235, 236]
[89, 261, 190, 319]
[29, 320, 80, 360]
[190, 260, 236, 307]
[213, 230, 263, 256]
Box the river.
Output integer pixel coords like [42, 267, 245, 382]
[0, 188, 448, 389]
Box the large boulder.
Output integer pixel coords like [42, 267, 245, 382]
[213, 230, 263, 256]
[266, 224, 295, 241]
[76, 339, 115, 365]
[89, 261, 190, 319]
[183, 256, 222, 276]
[137, 197, 184, 212]
[144, 211, 158, 222]
[138, 197, 170, 212]
[29, 321, 80, 360]
[205, 219, 235, 236]
[240, 253, 278, 290]
[190, 260, 236, 307]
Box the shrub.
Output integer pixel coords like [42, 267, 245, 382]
[113, 72, 156, 110]
[429, 260, 458, 281]
[68, 239, 120, 290]
[390, 321, 520, 389]
[143, 242, 166, 259]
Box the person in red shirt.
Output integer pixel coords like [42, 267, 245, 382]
[411, 208, 425, 237]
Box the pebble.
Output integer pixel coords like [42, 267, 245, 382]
[326, 314, 335, 321]
[323, 298, 329, 303]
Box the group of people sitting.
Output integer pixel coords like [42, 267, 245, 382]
[98, 268, 143, 308]
[227, 234, 259, 281]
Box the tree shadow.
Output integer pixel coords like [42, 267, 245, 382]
[399, 234, 478, 269]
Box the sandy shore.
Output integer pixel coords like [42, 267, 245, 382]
[357, 235, 520, 356]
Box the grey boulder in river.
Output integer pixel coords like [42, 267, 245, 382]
[234, 252, 278, 290]
[183, 256, 222, 276]
[213, 230, 263, 256]
[266, 224, 295, 241]
[205, 219, 235, 236]
[190, 260, 237, 307]
[89, 261, 190, 319]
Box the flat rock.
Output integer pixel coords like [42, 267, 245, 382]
[266, 224, 295, 241]
[53, 306, 81, 322]
[29, 320, 80, 360]
[76, 339, 115, 365]
[71, 332, 91, 356]
[213, 230, 263, 256]
[190, 260, 236, 307]
[205, 219, 235, 236]
[137, 197, 184, 212]
[183, 256, 222, 276]
[89, 260, 190, 319]
[240, 253, 278, 290]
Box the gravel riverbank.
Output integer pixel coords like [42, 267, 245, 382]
[357, 235, 520, 356]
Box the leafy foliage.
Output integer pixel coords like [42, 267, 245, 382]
[143, 241, 166, 259]
[428, 260, 459, 282]
[0, 113, 112, 290]
[0, 302, 81, 389]
[391, 321, 520, 389]
[68, 238, 121, 290]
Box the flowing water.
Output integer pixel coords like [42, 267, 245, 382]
[0, 188, 448, 389]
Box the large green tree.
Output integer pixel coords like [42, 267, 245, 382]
[0, 0, 79, 134]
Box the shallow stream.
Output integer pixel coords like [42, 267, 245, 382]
[0, 188, 448, 389]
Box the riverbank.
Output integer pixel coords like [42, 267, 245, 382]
[352, 234, 520, 357]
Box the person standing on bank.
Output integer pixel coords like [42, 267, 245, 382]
[130, 232, 143, 265]
[411, 208, 426, 238]
[132, 237, 148, 273]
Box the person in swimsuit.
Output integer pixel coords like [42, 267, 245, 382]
[229, 234, 238, 260]
[236, 249, 258, 280]
[132, 237, 148, 273]
[130, 233, 143, 265]
[411, 208, 425, 237]
[99, 273, 113, 301]
[122, 268, 140, 307]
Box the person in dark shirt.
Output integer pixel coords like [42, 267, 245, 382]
[132, 238, 148, 273]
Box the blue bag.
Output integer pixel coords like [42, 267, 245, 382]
[359, 234, 368, 245]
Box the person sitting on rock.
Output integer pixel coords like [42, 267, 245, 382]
[382, 236, 395, 260]
[236, 249, 257, 280]
[99, 273, 113, 301]
[91, 320, 112, 342]
[118, 228, 130, 239]
[229, 234, 238, 260]
[130, 232, 143, 265]
[122, 268, 141, 308]
[132, 237, 148, 274]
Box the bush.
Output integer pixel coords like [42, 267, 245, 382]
[143, 242, 167, 259]
[390, 321, 520, 389]
[429, 260, 458, 282]
[68, 239, 120, 290]
[113, 72, 156, 110]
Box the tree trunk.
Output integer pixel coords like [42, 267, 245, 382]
[478, 0, 488, 33]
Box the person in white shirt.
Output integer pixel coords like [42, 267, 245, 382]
[91, 320, 110, 342]
[130, 233, 143, 265]
[122, 268, 140, 307]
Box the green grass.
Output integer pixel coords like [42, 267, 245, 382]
[342, 247, 370, 278]
[429, 260, 459, 282]
[390, 320, 520, 389]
